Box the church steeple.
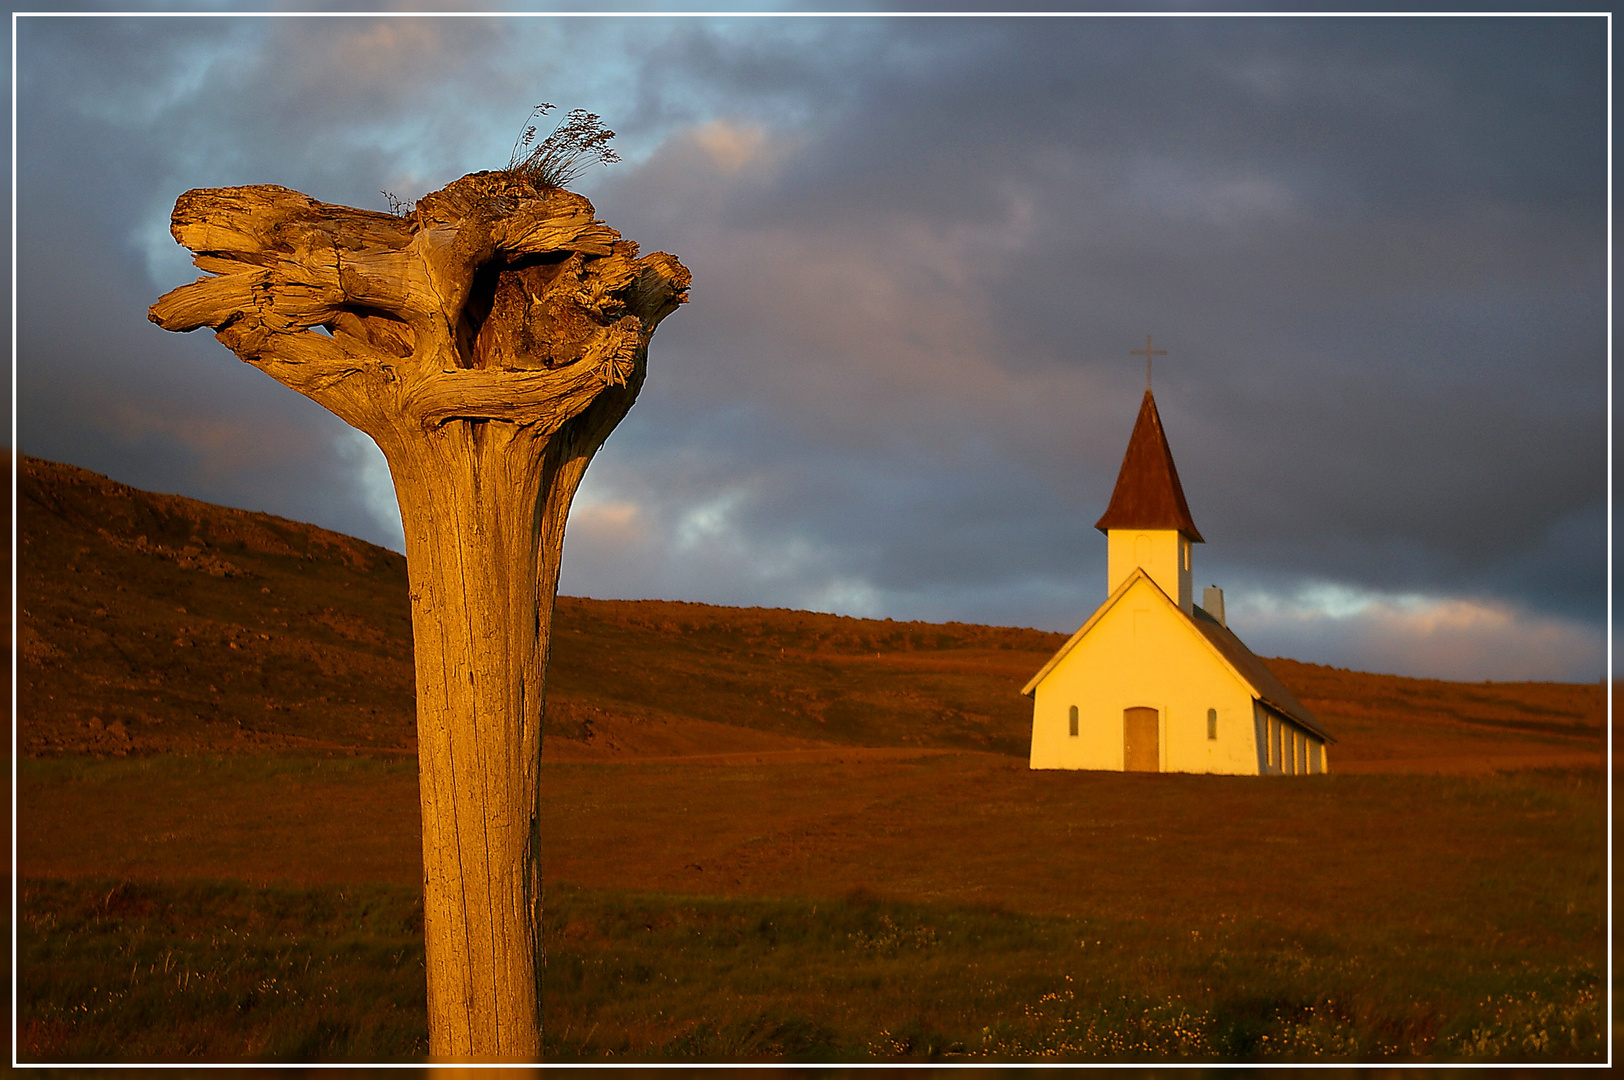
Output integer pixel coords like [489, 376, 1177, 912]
[1095, 389, 1203, 541]
[1096, 388, 1202, 612]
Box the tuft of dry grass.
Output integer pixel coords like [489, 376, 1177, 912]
[374, 103, 620, 217]
[505, 103, 620, 189]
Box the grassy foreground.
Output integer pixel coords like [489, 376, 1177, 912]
[16, 756, 1607, 1064]
[19, 879, 428, 1062]
[19, 874, 1602, 1063]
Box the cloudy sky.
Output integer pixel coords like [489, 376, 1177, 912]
[14, 9, 1608, 682]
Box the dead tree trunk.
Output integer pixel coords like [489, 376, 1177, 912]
[149, 172, 689, 1060]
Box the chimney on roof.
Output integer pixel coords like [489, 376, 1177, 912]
[1203, 586, 1226, 627]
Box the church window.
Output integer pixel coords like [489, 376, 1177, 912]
[1268, 715, 1281, 770]
[1206, 708, 1217, 739]
[1068, 705, 1079, 737]
[1308, 740, 1322, 774]
[1182, 542, 1189, 571]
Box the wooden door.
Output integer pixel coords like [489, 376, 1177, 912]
[1124, 707, 1160, 772]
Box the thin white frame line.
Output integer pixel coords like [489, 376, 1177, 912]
[8, 9, 17, 1074]
[7, 6, 1613, 1072]
[9, 1062, 1611, 1071]
[439, 1059, 1563, 1070]
[4, 9, 1620, 17]
[28, 1059, 1410, 1071]
[1605, 10, 1615, 1074]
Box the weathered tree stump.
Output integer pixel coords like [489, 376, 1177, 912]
[149, 171, 689, 1060]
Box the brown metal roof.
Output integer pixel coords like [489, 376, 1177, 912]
[1094, 390, 1203, 541]
[1190, 605, 1333, 742]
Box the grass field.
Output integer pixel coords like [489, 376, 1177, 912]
[17, 754, 1607, 1063]
[14, 455, 1609, 1063]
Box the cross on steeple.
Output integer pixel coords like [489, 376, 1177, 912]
[1131, 334, 1166, 391]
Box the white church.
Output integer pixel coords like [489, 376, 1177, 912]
[1023, 375, 1334, 776]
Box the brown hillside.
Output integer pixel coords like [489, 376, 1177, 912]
[19, 455, 418, 756]
[1266, 657, 1603, 771]
[16, 456, 1059, 759]
[16, 455, 1603, 770]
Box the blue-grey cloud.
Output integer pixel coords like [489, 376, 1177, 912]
[14, 13, 1607, 681]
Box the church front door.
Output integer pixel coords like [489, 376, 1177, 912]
[1124, 707, 1160, 772]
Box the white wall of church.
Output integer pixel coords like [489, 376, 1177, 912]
[1029, 578, 1261, 774]
[1106, 529, 1192, 613]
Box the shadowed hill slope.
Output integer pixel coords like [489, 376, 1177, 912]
[17, 455, 1603, 767]
[17, 456, 1058, 758]
[19, 455, 418, 756]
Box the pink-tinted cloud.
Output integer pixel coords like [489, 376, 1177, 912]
[1230, 585, 1602, 682]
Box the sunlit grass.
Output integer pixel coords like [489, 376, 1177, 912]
[18, 879, 426, 1062]
[17, 761, 1605, 1063]
[19, 878, 1602, 1063]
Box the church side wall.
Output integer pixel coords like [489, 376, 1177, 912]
[1251, 700, 1332, 776]
[1030, 580, 1259, 774]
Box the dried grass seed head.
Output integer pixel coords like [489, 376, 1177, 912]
[506, 104, 620, 190]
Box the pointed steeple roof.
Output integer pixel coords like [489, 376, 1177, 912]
[1094, 389, 1204, 541]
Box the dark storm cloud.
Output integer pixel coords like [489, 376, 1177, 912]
[16, 15, 518, 542]
[14, 13, 1607, 680]
[589, 17, 1603, 621]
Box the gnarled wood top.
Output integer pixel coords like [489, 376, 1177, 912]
[150, 171, 690, 438]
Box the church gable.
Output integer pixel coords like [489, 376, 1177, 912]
[1027, 574, 1263, 774]
[1023, 570, 1242, 698]
[1053, 576, 1242, 694]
